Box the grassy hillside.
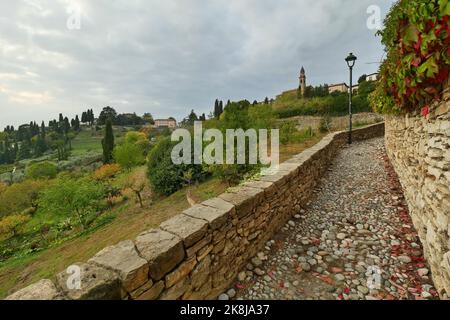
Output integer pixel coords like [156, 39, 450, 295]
[272, 81, 375, 118]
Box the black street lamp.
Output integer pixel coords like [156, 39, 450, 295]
[345, 52, 357, 145]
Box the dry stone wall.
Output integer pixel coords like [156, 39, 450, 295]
[5, 123, 385, 300]
[385, 93, 450, 299]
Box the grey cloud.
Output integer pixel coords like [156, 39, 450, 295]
[0, 0, 395, 128]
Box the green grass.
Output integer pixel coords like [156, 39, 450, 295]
[70, 130, 104, 156]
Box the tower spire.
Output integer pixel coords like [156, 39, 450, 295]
[299, 66, 306, 98]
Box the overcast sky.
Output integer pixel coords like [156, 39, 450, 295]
[0, 0, 395, 129]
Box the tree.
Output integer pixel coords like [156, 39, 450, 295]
[81, 111, 87, 124]
[358, 74, 367, 84]
[147, 137, 205, 196]
[181, 110, 198, 127]
[124, 131, 150, 155]
[38, 178, 106, 230]
[142, 113, 155, 125]
[93, 164, 122, 181]
[98, 106, 117, 125]
[89, 109, 95, 125]
[218, 100, 223, 116]
[63, 117, 70, 134]
[40, 121, 46, 139]
[124, 170, 148, 208]
[0, 180, 48, 218]
[114, 142, 145, 171]
[25, 161, 58, 180]
[0, 214, 31, 238]
[74, 115, 81, 131]
[102, 119, 114, 164]
[16, 142, 31, 160]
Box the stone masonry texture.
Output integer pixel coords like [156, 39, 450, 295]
[385, 97, 450, 299]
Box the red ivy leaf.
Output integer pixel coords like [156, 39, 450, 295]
[421, 105, 430, 117]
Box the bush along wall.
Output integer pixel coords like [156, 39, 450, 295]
[370, 0, 450, 115]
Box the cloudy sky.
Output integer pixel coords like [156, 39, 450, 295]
[0, 0, 395, 129]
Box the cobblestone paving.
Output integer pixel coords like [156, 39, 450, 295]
[220, 137, 439, 301]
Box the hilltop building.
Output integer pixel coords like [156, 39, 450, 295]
[366, 73, 379, 82]
[154, 118, 177, 128]
[328, 83, 349, 94]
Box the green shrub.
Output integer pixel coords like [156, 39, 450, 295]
[38, 177, 106, 230]
[25, 161, 57, 180]
[319, 115, 332, 133]
[147, 138, 205, 196]
[114, 142, 145, 171]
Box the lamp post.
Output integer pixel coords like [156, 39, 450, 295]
[345, 53, 357, 145]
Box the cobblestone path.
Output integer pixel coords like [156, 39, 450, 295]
[221, 137, 439, 301]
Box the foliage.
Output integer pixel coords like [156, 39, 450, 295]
[274, 90, 373, 119]
[25, 161, 57, 180]
[280, 121, 298, 144]
[148, 138, 205, 196]
[0, 180, 49, 218]
[180, 109, 199, 127]
[38, 177, 107, 230]
[142, 113, 155, 125]
[93, 164, 122, 181]
[97, 106, 118, 125]
[124, 131, 151, 155]
[102, 119, 115, 164]
[124, 169, 149, 208]
[370, 0, 450, 114]
[319, 115, 333, 133]
[0, 182, 7, 195]
[114, 142, 145, 170]
[0, 214, 31, 238]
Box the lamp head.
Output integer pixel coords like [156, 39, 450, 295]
[345, 53, 357, 68]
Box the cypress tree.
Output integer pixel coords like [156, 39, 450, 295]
[102, 119, 114, 164]
[218, 101, 223, 116]
[41, 121, 46, 139]
[214, 99, 219, 119]
[75, 115, 80, 131]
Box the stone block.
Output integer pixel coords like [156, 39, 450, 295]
[135, 281, 165, 300]
[165, 257, 197, 288]
[89, 240, 149, 293]
[55, 262, 121, 300]
[190, 255, 211, 290]
[135, 229, 185, 281]
[202, 197, 235, 214]
[158, 277, 190, 300]
[184, 204, 229, 230]
[219, 187, 264, 218]
[160, 214, 208, 248]
[242, 180, 277, 198]
[186, 234, 212, 257]
[5, 279, 63, 300]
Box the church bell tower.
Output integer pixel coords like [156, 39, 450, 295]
[299, 66, 306, 98]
